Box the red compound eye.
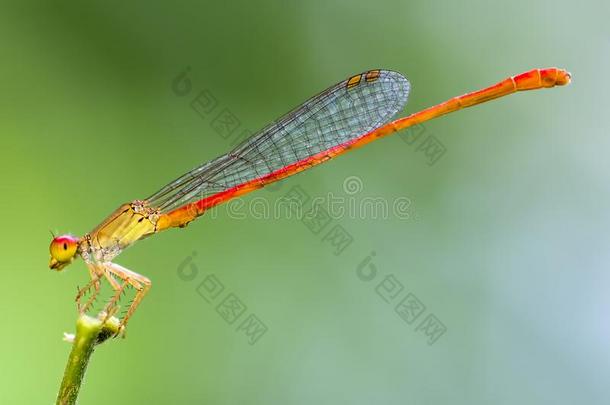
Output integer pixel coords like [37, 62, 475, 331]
[50, 235, 79, 264]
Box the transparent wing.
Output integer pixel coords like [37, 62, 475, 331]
[147, 69, 410, 213]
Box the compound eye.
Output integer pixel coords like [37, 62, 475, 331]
[50, 235, 78, 263]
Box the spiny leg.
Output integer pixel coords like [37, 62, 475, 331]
[104, 262, 152, 332]
[99, 267, 131, 321]
[103, 268, 122, 291]
[101, 279, 127, 321]
[76, 264, 104, 314]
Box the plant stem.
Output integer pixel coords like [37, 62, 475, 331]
[56, 314, 120, 405]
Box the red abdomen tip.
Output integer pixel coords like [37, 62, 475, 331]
[556, 69, 571, 86]
[540, 68, 571, 87]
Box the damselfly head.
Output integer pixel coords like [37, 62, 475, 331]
[49, 234, 79, 271]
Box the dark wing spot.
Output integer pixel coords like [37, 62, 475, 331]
[63, 243, 68, 250]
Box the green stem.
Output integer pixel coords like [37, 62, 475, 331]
[56, 315, 120, 405]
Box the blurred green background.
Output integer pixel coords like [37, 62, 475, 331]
[1, 0, 608, 404]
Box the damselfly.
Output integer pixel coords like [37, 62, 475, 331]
[49, 67, 571, 334]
